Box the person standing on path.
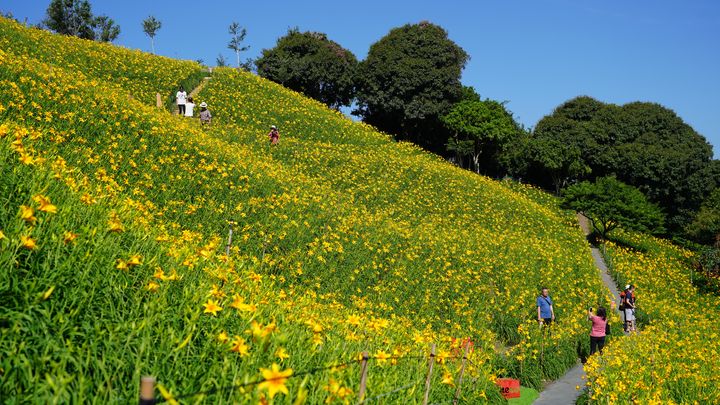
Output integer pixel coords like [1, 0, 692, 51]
[176, 85, 187, 116]
[184, 97, 195, 118]
[537, 287, 555, 327]
[199, 102, 212, 126]
[587, 306, 608, 355]
[624, 285, 637, 333]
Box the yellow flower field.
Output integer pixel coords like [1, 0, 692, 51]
[0, 17, 644, 403]
[584, 232, 720, 403]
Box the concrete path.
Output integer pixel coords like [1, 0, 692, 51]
[532, 214, 622, 405]
[533, 362, 585, 405]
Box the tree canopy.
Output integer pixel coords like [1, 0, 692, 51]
[562, 176, 665, 240]
[43, 0, 119, 42]
[442, 98, 520, 174]
[355, 21, 468, 153]
[256, 29, 358, 109]
[227, 22, 250, 69]
[519, 96, 718, 231]
[142, 16, 161, 54]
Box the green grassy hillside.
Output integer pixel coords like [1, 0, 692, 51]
[0, 18, 611, 403]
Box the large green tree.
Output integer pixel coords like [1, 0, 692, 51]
[43, 0, 119, 42]
[523, 115, 591, 194]
[256, 29, 358, 109]
[563, 176, 665, 241]
[355, 21, 468, 153]
[524, 96, 718, 232]
[442, 99, 520, 174]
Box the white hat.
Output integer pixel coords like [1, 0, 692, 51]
[199, 102, 208, 108]
[625, 284, 630, 290]
[271, 125, 277, 129]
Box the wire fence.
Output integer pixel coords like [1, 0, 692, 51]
[140, 346, 484, 405]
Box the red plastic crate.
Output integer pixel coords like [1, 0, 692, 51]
[496, 378, 521, 399]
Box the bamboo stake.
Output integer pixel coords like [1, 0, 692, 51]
[156, 93, 162, 108]
[423, 343, 436, 405]
[139, 376, 155, 405]
[358, 351, 370, 402]
[453, 341, 470, 405]
[225, 221, 234, 257]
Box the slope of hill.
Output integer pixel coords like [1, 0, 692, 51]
[584, 232, 720, 403]
[0, 18, 611, 402]
[0, 18, 202, 106]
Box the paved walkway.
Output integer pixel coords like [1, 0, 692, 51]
[533, 214, 621, 405]
[533, 362, 585, 405]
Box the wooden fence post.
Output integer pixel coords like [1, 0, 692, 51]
[225, 221, 234, 257]
[139, 376, 155, 405]
[358, 351, 370, 402]
[423, 343, 436, 405]
[156, 93, 162, 108]
[452, 341, 470, 405]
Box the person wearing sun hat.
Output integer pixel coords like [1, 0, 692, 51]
[268, 125, 280, 145]
[199, 101, 212, 125]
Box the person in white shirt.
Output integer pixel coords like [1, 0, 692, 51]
[176, 86, 187, 115]
[184, 97, 196, 117]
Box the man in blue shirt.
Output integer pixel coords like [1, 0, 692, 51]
[537, 287, 555, 326]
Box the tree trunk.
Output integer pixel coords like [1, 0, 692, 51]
[151, 38, 155, 54]
[472, 153, 480, 174]
[236, 50, 240, 68]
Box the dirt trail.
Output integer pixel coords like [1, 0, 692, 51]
[173, 76, 212, 116]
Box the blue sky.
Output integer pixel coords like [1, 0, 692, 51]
[4, 0, 719, 156]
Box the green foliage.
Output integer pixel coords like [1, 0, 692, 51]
[227, 22, 249, 68]
[92, 15, 119, 42]
[43, 0, 119, 42]
[355, 21, 468, 153]
[685, 188, 720, 245]
[43, 0, 94, 39]
[142, 15, 161, 53]
[525, 116, 591, 194]
[562, 176, 665, 240]
[523, 96, 718, 232]
[442, 99, 520, 173]
[256, 29, 357, 109]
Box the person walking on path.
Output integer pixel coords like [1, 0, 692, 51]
[587, 306, 608, 355]
[537, 287, 555, 328]
[199, 102, 212, 126]
[268, 125, 280, 145]
[624, 285, 637, 333]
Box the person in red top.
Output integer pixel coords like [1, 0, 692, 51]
[587, 306, 608, 355]
[268, 125, 280, 145]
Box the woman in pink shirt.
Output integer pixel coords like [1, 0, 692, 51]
[587, 306, 608, 355]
